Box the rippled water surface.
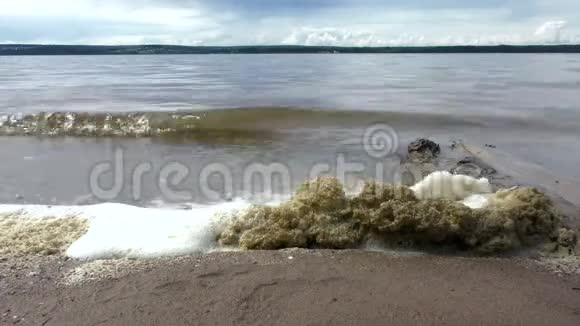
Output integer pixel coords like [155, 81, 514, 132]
[1, 54, 579, 115]
[0, 54, 579, 205]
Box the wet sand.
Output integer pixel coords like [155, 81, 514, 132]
[1, 250, 580, 326]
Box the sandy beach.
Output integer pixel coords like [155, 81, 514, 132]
[0, 250, 579, 326]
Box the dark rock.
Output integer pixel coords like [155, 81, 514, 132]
[407, 139, 440, 160]
[485, 144, 497, 148]
[450, 156, 497, 178]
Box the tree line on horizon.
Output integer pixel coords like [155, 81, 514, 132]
[1, 44, 579, 55]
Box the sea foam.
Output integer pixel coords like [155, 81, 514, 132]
[0, 172, 535, 259]
[0, 200, 252, 260]
[410, 171, 492, 202]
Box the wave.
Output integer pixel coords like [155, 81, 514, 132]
[1, 107, 576, 139]
[0, 110, 219, 137]
[0, 107, 525, 138]
[1, 172, 573, 260]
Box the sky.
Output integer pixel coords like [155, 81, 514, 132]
[1, 0, 579, 46]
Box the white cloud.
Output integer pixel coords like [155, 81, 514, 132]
[281, 20, 577, 47]
[1, 1, 579, 45]
[0, 0, 90, 17]
[0, 0, 231, 45]
[534, 20, 568, 43]
[1, 1, 210, 29]
[282, 27, 386, 46]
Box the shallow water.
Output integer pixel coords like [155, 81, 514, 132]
[1, 54, 579, 206]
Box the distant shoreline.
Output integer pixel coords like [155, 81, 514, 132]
[1, 44, 580, 55]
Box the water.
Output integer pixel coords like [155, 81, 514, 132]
[2, 54, 580, 115]
[1, 54, 579, 206]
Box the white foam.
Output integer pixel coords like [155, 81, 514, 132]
[0, 200, 253, 260]
[0, 172, 495, 260]
[461, 194, 491, 209]
[410, 171, 492, 201]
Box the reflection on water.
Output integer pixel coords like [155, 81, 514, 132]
[1, 54, 580, 118]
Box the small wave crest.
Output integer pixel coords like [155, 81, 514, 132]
[0, 107, 485, 138]
[0, 111, 207, 137]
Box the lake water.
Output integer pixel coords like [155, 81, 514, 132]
[1, 54, 579, 206]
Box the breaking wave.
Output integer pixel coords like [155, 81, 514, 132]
[1, 107, 556, 138]
[0, 110, 236, 137]
[1, 172, 575, 260]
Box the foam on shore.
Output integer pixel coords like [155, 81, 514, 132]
[0, 172, 570, 260]
[0, 201, 252, 260]
[218, 175, 564, 253]
[0, 213, 88, 257]
[411, 171, 492, 202]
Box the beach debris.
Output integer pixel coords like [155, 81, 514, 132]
[408, 138, 441, 160]
[451, 156, 497, 179]
[553, 228, 579, 255]
[558, 228, 578, 248]
[217, 175, 566, 254]
[0, 213, 89, 257]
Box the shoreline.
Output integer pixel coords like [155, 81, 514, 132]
[0, 140, 578, 324]
[2, 44, 580, 56]
[1, 250, 579, 325]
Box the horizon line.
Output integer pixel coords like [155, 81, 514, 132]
[3, 43, 579, 55]
[2, 43, 580, 48]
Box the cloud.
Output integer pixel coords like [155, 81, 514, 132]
[1, 0, 579, 45]
[282, 28, 386, 47]
[0, 0, 230, 45]
[534, 21, 568, 43]
[281, 20, 577, 47]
